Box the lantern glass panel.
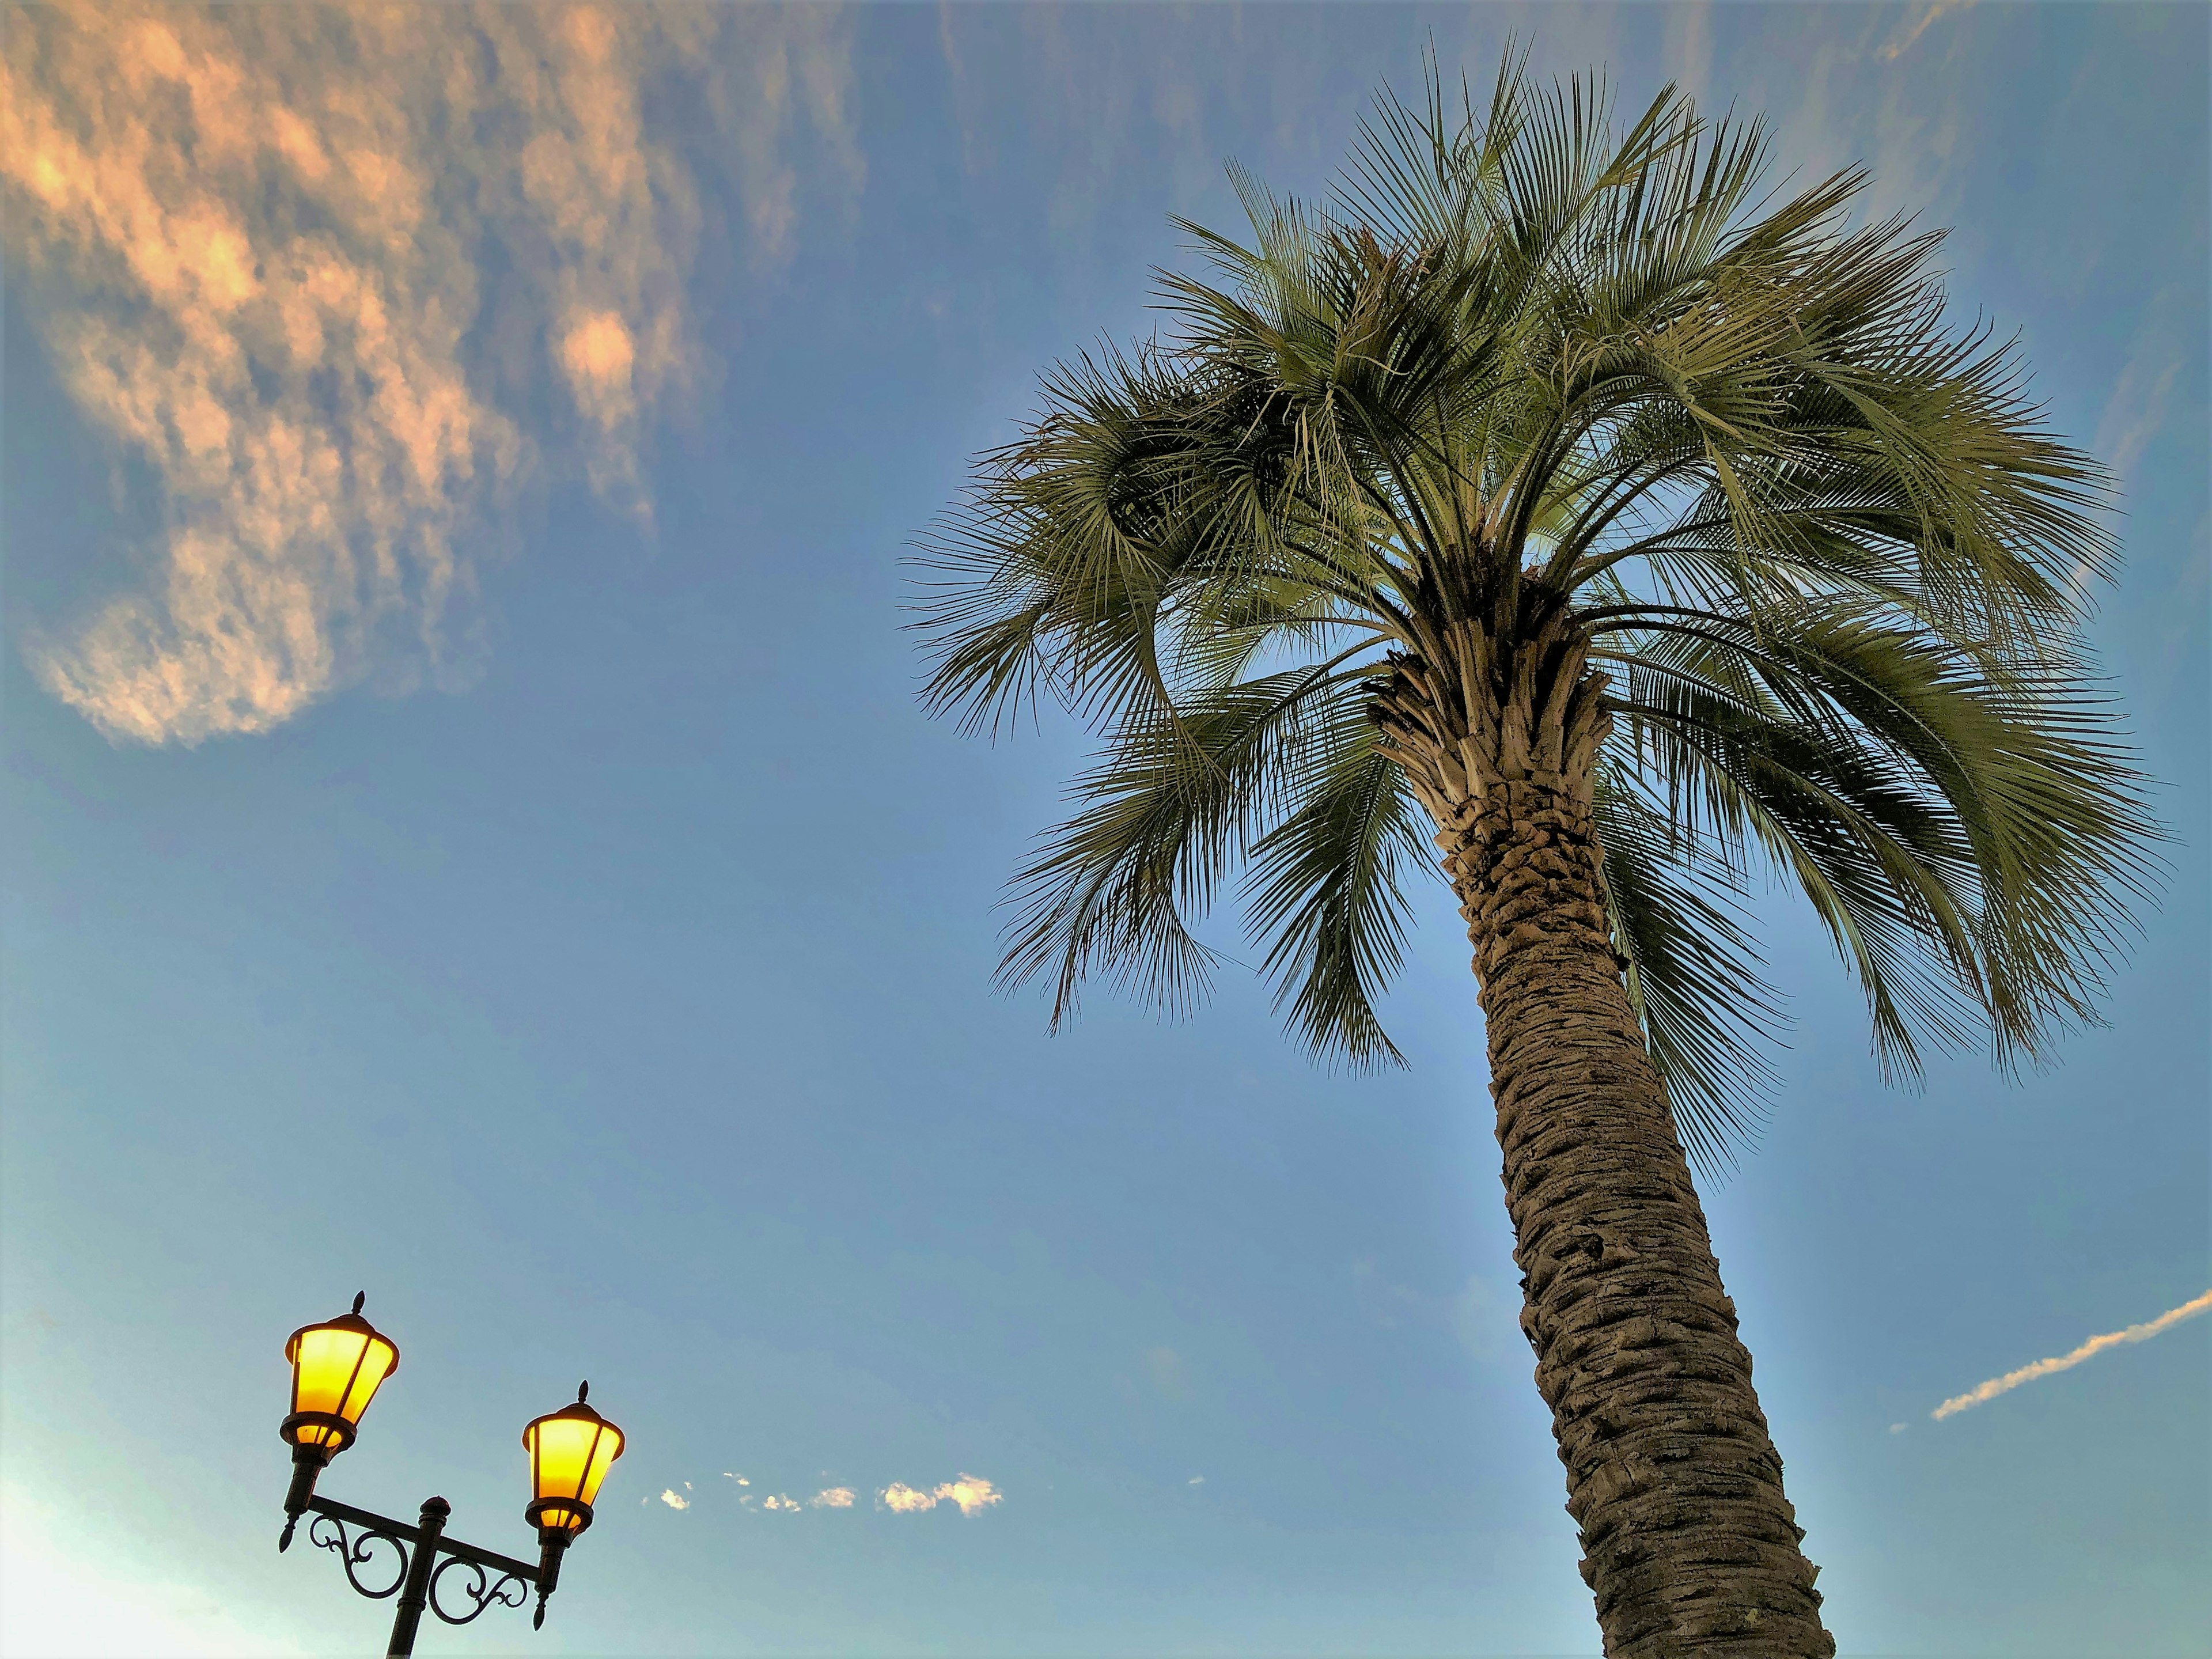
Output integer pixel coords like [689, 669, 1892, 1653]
[527, 1416, 624, 1527]
[286, 1325, 397, 1447]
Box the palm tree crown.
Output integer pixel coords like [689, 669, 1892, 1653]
[919, 61, 2156, 1168]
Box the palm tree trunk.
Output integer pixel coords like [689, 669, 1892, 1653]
[1375, 604, 1833, 1656]
[1450, 771, 1831, 1654]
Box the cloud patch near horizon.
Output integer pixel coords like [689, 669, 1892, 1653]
[1932, 1289, 2212, 1421]
[1, 2, 855, 745]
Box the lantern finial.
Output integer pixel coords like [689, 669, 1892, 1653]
[351, 1291, 366, 1315]
[578, 1380, 589, 1403]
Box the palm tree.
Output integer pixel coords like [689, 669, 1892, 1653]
[917, 60, 2154, 1657]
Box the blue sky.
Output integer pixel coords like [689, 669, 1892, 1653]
[1, 5, 2205, 1656]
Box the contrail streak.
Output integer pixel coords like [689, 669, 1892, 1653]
[1931, 1290, 2212, 1420]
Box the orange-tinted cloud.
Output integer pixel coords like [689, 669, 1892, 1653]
[1, 3, 856, 745]
[1931, 1289, 2212, 1421]
[810, 1487, 855, 1508]
[878, 1483, 936, 1513]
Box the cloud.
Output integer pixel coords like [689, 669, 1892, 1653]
[658, 1488, 689, 1510]
[932, 1474, 1002, 1516]
[722, 1472, 748, 1485]
[1880, 2, 1965, 63]
[877, 1475, 999, 1516]
[761, 1494, 800, 1512]
[1446, 1274, 1509, 1363]
[2093, 282, 2189, 497]
[1353, 1258, 1513, 1364]
[1, 2, 856, 746]
[810, 1487, 855, 1509]
[1931, 1289, 2212, 1421]
[1142, 1346, 1192, 1402]
[1187, 1475, 1205, 1486]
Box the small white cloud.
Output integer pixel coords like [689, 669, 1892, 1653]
[880, 1475, 1003, 1516]
[933, 1474, 1002, 1517]
[1889, 1422, 1908, 1435]
[810, 1487, 855, 1509]
[722, 1473, 749, 1486]
[1187, 1475, 1205, 1486]
[683, 1482, 692, 1490]
[658, 1488, 689, 1510]
[762, 1494, 800, 1512]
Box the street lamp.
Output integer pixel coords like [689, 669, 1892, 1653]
[522, 1382, 626, 1618]
[276, 1294, 625, 1656]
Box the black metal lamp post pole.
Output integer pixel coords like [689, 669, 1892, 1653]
[384, 1498, 449, 1659]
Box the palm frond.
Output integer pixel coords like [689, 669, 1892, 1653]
[1243, 684, 1434, 1069]
[915, 51, 2160, 1158]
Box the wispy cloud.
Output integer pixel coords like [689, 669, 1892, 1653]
[1, 2, 855, 746]
[1932, 1290, 2212, 1421]
[1351, 1257, 1512, 1365]
[1881, 2, 1965, 63]
[1142, 1346, 1192, 1402]
[2093, 282, 2189, 499]
[810, 1486, 855, 1509]
[658, 1488, 690, 1510]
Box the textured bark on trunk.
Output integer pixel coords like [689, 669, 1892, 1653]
[1373, 590, 1833, 1657]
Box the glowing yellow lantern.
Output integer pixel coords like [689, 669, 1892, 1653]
[521, 1382, 624, 1627]
[278, 1293, 399, 1548]
[283, 1291, 399, 1454]
[523, 1381, 624, 1537]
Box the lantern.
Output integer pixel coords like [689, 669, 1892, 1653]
[523, 1381, 624, 1536]
[282, 1291, 399, 1455]
[522, 1382, 624, 1627]
[278, 1292, 399, 1548]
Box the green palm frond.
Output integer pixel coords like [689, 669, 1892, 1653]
[915, 54, 2159, 1168]
[1243, 684, 1433, 1069]
[1593, 763, 1783, 1169]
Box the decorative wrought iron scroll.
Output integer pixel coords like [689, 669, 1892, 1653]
[429, 1554, 532, 1626]
[308, 1510, 410, 1600]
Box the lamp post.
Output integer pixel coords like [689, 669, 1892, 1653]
[276, 1294, 625, 1656]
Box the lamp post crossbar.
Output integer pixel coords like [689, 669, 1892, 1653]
[300, 1494, 539, 1657]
